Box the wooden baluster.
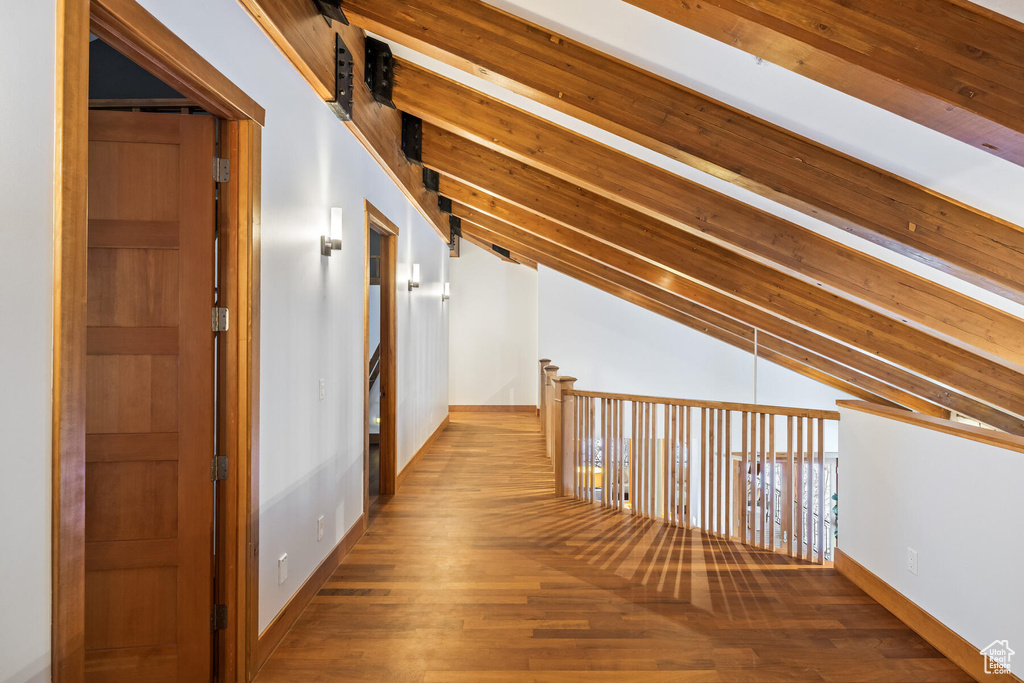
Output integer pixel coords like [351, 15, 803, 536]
[648, 403, 655, 518]
[769, 415, 776, 552]
[806, 418, 815, 561]
[713, 409, 721, 536]
[603, 398, 609, 508]
[684, 406, 691, 528]
[630, 401, 637, 515]
[679, 405, 688, 528]
[611, 399, 618, 510]
[589, 397, 596, 504]
[785, 416, 793, 557]
[817, 418, 825, 564]
[617, 399, 624, 511]
[796, 416, 804, 560]
[725, 411, 732, 540]
[645, 402, 653, 518]
[574, 393, 581, 499]
[740, 412, 749, 544]
[663, 404, 670, 522]
[751, 414, 759, 548]
[700, 408, 708, 532]
[637, 403, 644, 517]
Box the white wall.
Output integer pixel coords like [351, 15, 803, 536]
[839, 408, 1024, 658]
[0, 3, 56, 681]
[130, 0, 449, 630]
[449, 240, 538, 406]
[539, 267, 851, 412]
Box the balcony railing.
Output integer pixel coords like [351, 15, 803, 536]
[539, 360, 840, 563]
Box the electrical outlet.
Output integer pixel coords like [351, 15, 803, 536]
[317, 515, 325, 541]
[278, 554, 288, 584]
[318, 378, 326, 401]
[906, 547, 918, 575]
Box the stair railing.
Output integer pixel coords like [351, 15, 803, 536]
[541, 359, 840, 564]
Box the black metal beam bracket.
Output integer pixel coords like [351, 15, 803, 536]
[423, 167, 440, 193]
[312, 0, 348, 26]
[364, 37, 396, 108]
[438, 195, 453, 214]
[327, 34, 354, 121]
[401, 113, 423, 164]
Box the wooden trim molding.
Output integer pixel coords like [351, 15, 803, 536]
[835, 549, 1022, 682]
[255, 514, 367, 671]
[396, 415, 450, 491]
[364, 200, 398, 498]
[53, 1, 91, 680]
[90, 0, 265, 124]
[449, 405, 539, 413]
[837, 400, 1024, 454]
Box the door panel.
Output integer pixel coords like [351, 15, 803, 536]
[86, 110, 216, 682]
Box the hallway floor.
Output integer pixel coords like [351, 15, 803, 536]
[256, 413, 968, 682]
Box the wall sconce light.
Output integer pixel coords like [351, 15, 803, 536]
[408, 263, 420, 291]
[320, 207, 343, 256]
[442, 282, 450, 301]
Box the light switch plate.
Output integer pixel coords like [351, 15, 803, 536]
[278, 554, 288, 584]
[317, 516, 325, 541]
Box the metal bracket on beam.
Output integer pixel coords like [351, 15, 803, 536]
[423, 167, 440, 193]
[492, 244, 513, 260]
[364, 37, 395, 108]
[438, 195, 453, 214]
[311, 0, 348, 26]
[401, 113, 423, 164]
[326, 34, 354, 122]
[449, 216, 462, 251]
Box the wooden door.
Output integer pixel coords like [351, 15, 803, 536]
[85, 110, 217, 682]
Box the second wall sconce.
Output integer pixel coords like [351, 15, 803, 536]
[321, 207, 343, 256]
[442, 282, 450, 301]
[408, 263, 421, 291]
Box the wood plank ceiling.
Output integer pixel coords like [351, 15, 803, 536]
[237, 0, 1024, 433]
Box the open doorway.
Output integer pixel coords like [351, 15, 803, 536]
[364, 201, 399, 515]
[54, 2, 263, 680]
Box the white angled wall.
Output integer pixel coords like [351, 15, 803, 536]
[839, 408, 1024, 658]
[539, 267, 851, 412]
[0, 2, 57, 682]
[449, 240, 539, 407]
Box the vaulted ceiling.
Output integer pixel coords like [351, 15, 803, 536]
[237, 0, 1024, 433]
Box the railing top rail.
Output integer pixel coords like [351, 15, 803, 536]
[564, 389, 840, 420]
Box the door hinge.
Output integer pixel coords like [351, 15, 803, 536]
[212, 307, 229, 332]
[211, 604, 228, 632]
[213, 157, 230, 183]
[211, 455, 229, 481]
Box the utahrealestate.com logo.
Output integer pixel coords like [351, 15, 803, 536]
[981, 640, 1015, 675]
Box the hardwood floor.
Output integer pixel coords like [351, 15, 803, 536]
[256, 413, 968, 682]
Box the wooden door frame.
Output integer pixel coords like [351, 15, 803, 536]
[364, 200, 399, 507]
[53, 1, 265, 681]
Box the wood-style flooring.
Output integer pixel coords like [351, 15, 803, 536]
[256, 412, 968, 682]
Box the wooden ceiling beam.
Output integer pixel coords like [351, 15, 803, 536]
[235, 0, 449, 241]
[341, 0, 1024, 301]
[424, 129, 1024, 419]
[446, 191, 1024, 433]
[622, 0, 1024, 165]
[468, 218, 908, 411]
[391, 59, 1024, 365]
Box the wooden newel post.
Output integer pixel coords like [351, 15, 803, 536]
[538, 358, 551, 432]
[554, 377, 577, 496]
[543, 365, 558, 462]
